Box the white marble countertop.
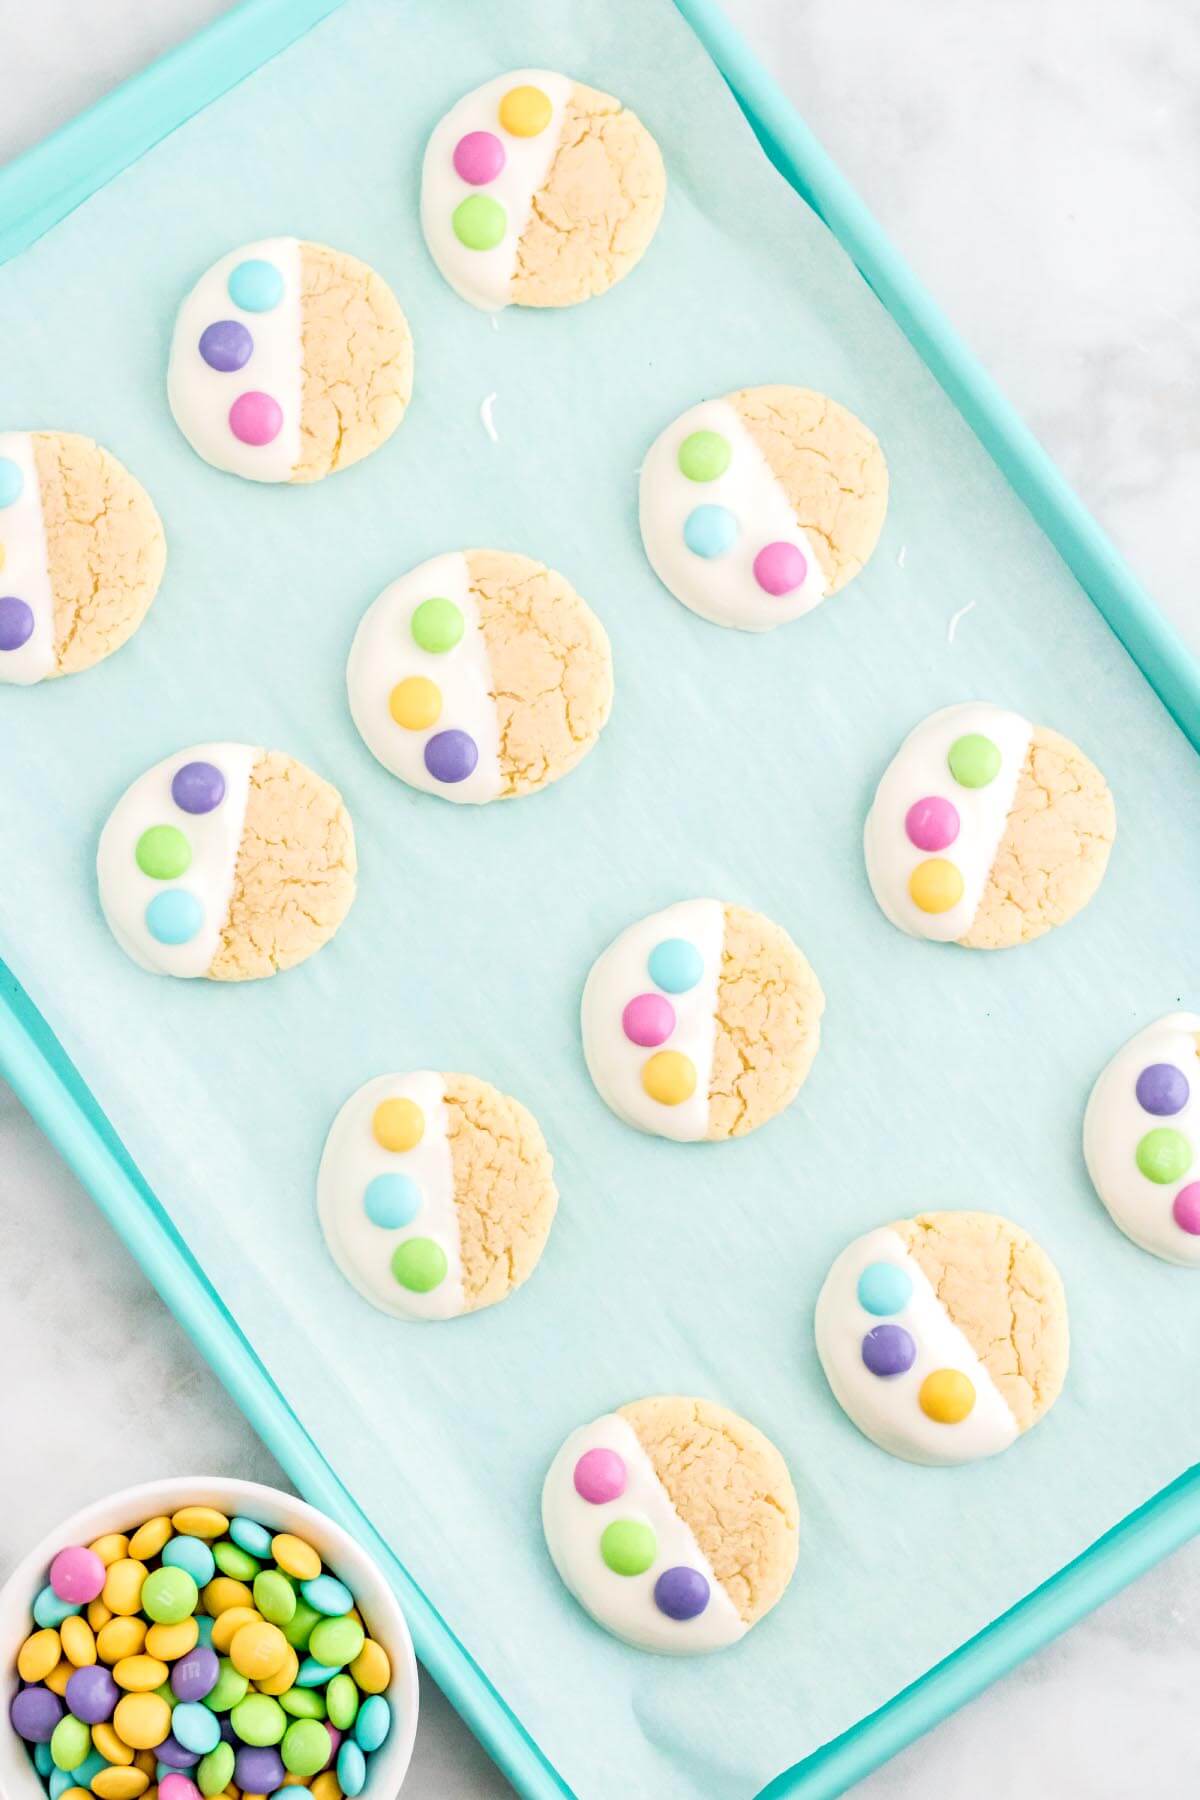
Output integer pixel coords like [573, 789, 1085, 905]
[1, 2, 1198, 1796]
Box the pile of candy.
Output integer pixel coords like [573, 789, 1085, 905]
[9, 1506, 394, 1800]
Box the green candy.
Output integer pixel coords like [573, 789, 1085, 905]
[391, 1236, 447, 1294]
[947, 732, 1001, 789]
[281, 1718, 332, 1778]
[677, 429, 731, 483]
[230, 1692, 286, 1747]
[135, 823, 191, 880]
[196, 1742, 235, 1797]
[212, 1539, 261, 1581]
[1136, 1127, 1192, 1184]
[308, 1614, 365, 1669]
[142, 1564, 198, 1624]
[282, 1596, 323, 1650]
[203, 1656, 249, 1713]
[451, 193, 506, 251]
[279, 1686, 327, 1720]
[49, 1715, 90, 1772]
[254, 1567, 297, 1625]
[154, 1681, 177, 1707]
[411, 596, 465, 654]
[600, 1519, 657, 1577]
[325, 1672, 359, 1731]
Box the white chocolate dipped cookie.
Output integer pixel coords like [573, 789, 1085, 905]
[421, 70, 665, 312]
[1084, 1012, 1200, 1265]
[864, 702, 1115, 948]
[815, 1213, 1069, 1466]
[639, 386, 887, 631]
[168, 238, 412, 483]
[542, 1396, 798, 1654]
[97, 743, 356, 981]
[317, 1071, 558, 1321]
[346, 549, 612, 804]
[581, 899, 824, 1142]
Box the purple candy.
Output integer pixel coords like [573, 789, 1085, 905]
[424, 728, 478, 785]
[171, 1644, 220, 1702]
[861, 1322, 917, 1377]
[0, 595, 34, 652]
[65, 1663, 120, 1724]
[322, 1725, 343, 1772]
[10, 1685, 64, 1743]
[235, 1746, 285, 1791]
[218, 1715, 237, 1745]
[653, 1565, 710, 1621]
[1136, 1062, 1189, 1117]
[171, 760, 226, 815]
[156, 1734, 201, 1770]
[198, 318, 254, 372]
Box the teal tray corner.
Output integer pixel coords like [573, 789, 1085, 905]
[1, 3, 1198, 1797]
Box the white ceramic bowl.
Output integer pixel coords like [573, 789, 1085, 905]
[0, 1476, 418, 1798]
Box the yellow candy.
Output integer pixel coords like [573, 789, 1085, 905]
[133, 1750, 157, 1776]
[254, 1643, 299, 1695]
[349, 1638, 391, 1695]
[88, 1534, 130, 1568]
[92, 1769, 150, 1800]
[112, 1691, 171, 1751]
[388, 675, 442, 732]
[171, 1506, 229, 1539]
[87, 1599, 114, 1632]
[372, 1097, 424, 1153]
[270, 1535, 321, 1582]
[17, 1627, 61, 1683]
[498, 83, 552, 137]
[919, 1367, 976, 1424]
[61, 1615, 97, 1667]
[60, 1790, 90, 1800]
[103, 1559, 149, 1618]
[311, 1774, 343, 1800]
[211, 1606, 262, 1653]
[640, 1049, 697, 1107]
[144, 1617, 198, 1661]
[229, 1619, 289, 1681]
[44, 1659, 73, 1696]
[97, 1617, 147, 1663]
[113, 1654, 169, 1692]
[204, 1576, 255, 1617]
[93, 1722, 135, 1766]
[908, 857, 964, 915]
[128, 1516, 173, 1561]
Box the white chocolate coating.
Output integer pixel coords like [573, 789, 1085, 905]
[345, 551, 503, 805]
[167, 237, 303, 482]
[542, 1413, 745, 1655]
[316, 1071, 467, 1321]
[1083, 1012, 1200, 1267]
[638, 399, 827, 632]
[863, 702, 1032, 942]
[814, 1227, 1019, 1467]
[580, 899, 723, 1142]
[96, 742, 257, 979]
[0, 432, 55, 685]
[420, 71, 572, 313]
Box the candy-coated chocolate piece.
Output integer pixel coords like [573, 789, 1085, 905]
[410, 595, 465, 654]
[390, 1235, 448, 1294]
[498, 83, 552, 136]
[621, 992, 675, 1048]
[198, 320, 253, 373]
[904, 795, 959, 853]
[346, 1640, 389, 1696]
[908, 857, 964, 915]
[860, 1323, 916, 1377]
[229, 390, 283, 447]
[856, 1261, 913, 1316]
[103, 1560, 149, 1617]
[281, 1717, 332, 1777]
[1174, 1183, 1200, 1235]
[270, 1535, 321, 1583]
[1136, 1062, 1189, 1117]
[337, 1737, 367, 1797]
[752, 540, 807, 596]
[113, 1652, 170, 1691]
[947, 732, 1000, 789]
[388, 674, 442, 731]
[171, 1645, 220, 1702]
[228, 1517, 274, 1560]
[227, 259, 284, 312]
[646, 937, 703, 994]
[640, 1049, 697, 1107]
[128, 1518, 173, 1562]
[453, 130, 506, 184]
[212, 1539, 261, 1582]
[918, 1367, 976, 1423]
[573, 1447, 627, 1505]
[163, 1536, 216, 1589]
[199, 1656, 246, 1712]
[301, 1575, 354, 1619]
[677, 430, 730, 483]
[113, 1690, 173, 1750]
[171, 1701, 221, 1755]
[599, 1519, 656, 1577]
[18, 1627, 62, 1682]
[0, 594, 34, 650]
[653, 1565, 710, 1621]
[10, 1683, 64, 1742]
[50, 1713, 91, 1771]
[154, 1732, 200, 1769]
[135, 826, 191, 882]
[1136, 1127, 1192, 1184]
[51, 1546, 107, 1605]
[145, 1617, 199, 1661]
[253, 1569, 297, 1627]
[0, 455, 24, 505]
[171, 1508, 229, 1540]
[229, 1619, 289, 1682]
[352, 1695, 391, 1753]
[142, 1566, 199, 1625]
[158, 1776, 202, 1800]
[230, 1692, 287, 1747]
[33, 1585, 82, 1629]
[423, 727, 478, 784]
[195, 1740, 235, 1796]
[145, 890, 203, 946]
[452, 194, 507, 251]
[682, 504, 737, 559]
[325, 1673, 359, 1729]
[308, 1615, 364, 1670]
[371, 1097, 424, 1153]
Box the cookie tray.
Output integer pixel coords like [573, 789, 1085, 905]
[2, 0, 1200, 1795]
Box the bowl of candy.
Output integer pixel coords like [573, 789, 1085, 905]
[1, 1477, 418, 1799]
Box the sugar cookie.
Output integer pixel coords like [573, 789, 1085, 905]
[542, 1396, 798, 1654]
[347, 548, 612, 803]
[421, 70, 665, 311]
[168, 239, 412, 482]
[639, 386, 887, 631]
[0, 431, 165, 684]
[318, 1071, 557, 1321]
[864, 702, 1115, 948]
[815, 1212, 1069, 1466]
[1084, 1012, 1200, 1266]
[97, 743, 356, 980]
[581, 899, 823, 1141]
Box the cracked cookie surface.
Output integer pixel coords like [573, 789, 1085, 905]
[444, 1073, 558, 1309]
[709, 905, 825, 1139]
[294, 242, 413, 482]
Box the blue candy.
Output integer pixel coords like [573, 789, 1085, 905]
[353, 1694, 391, 1753]
[338, 1739, 367, 1797]
[301, 1573, 355, 1618]
[647, 937, 703, 995]
[296, 1655, 341, 1687]
[856, 1261, 914, 1317]
[228, 1516, 274, 1559]
[33, 1584, 81, 1628]
[363, 1174, 421, 1231]
[683, 503, 737, 559]
[227, 258, 284, 313]
[145, 889, 204, 947]
[172, 1700, 221, 1754]
[34, 1743, 54, 1776]
[163, 1533, 217, 1588]
[0, 456, 24, 508]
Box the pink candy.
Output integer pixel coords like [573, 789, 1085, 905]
[905, 795, 960, 853]
[158, 1778, 201, 1800]
[49, 1545, 106, 1605]
[1173, 1183, 1200, 1235]
[753, 540, 807, 596]
[229, 390, 283, 447]
[622, 992, 676, 1048]
[454, 130, 506, 185]
[574, 1447, 627, 1505]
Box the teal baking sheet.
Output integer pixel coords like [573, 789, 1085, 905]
[2, 2, 1199, 1798]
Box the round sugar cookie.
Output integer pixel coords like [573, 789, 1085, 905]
[0, 431, 165, 684]
[864, 702, 1115, 949]
[421, 70, 666, 312]
[581, 899, 824, 1141]
[542, 1396, 799, 1654]
[97, 743, 356, 980]
[168, 238, 413, 482]
[317, 1071, 558, 1321]
[1084, 1012, 1200, 1266]
[815, 1212, 1069, 1466]
[347, 548, 613, 803]
[639, 386, 888, 631]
